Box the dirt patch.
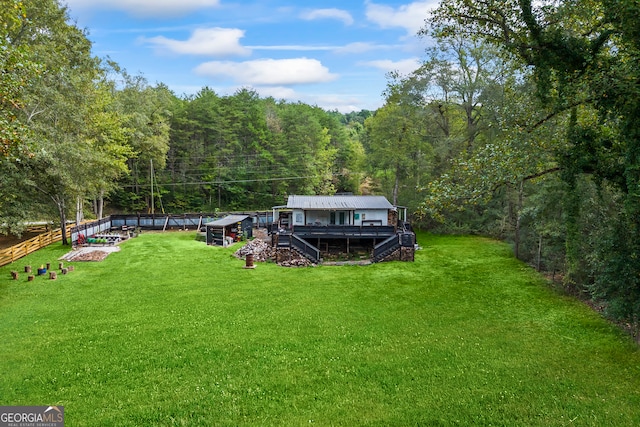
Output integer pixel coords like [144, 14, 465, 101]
[61, 246, 120, 262]
[65, 251, 110, 262]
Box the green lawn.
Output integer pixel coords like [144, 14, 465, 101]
[1, 232, 639, 426]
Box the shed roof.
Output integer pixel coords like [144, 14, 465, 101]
[204, 214, 250, 227]
[286, 195, 394, 210]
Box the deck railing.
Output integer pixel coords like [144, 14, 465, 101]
[291, 225, 396, 238]
[276, 232, 320, 263]
[290, 234, 320, 262]
[373, 234, 401, 262]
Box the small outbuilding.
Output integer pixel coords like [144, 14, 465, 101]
[204, 214, 253, 246]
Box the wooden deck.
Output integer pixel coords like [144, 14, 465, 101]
[273, 224, 414, 264]
[287, 225, 397, 239]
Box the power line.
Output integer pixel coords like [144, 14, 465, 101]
[120, 173, 344, 188]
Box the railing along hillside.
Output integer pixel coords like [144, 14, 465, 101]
[0, 228, 71, 268]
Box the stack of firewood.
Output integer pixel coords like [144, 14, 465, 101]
[275, 248, 315, 267]
[234, 239, 275, 262]
[234, 240, 314, 267]
[278, 257, 314, 268]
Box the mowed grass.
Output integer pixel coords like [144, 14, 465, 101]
[1, 232, 639, 426]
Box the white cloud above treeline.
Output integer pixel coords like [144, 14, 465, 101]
[335, 42, 401, 54]
[194, 58, 338, 86]
[64, 0, 433, 112]
[141, 28, 251, 57]
[365, 0, 437, 35]
[64, 0, 221, 17]
[300, 8, 354, 26]
[362, 58, 422, 75]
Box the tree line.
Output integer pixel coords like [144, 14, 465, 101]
[0, 0, 371, 237]
[410, 0, 640, 332]
[2, 0, 640, 331]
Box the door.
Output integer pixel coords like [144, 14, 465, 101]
[330, 211, 347, 225]
[338, 211, 346, 225]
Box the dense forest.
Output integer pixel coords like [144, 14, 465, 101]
[2, 0, 640, 332]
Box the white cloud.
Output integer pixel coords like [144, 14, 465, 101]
[194, 58, 338, 86]
[365, 0, 438, 35]
[243, 42, 402, 55]
[248, 45, 336, 52]
[335, 42, 401, 54]
[253, 86, 300, 100]
[361, 58, 422, 75]
[311, 94, 367, 113]
[252, 87, 368, 113]
[141, 28, 251, 57]
[64, 0, 221, 17]
[300, 8, 354, 26]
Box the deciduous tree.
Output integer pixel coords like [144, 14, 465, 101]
[428, 0, 640, 324]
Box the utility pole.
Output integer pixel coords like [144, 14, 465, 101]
[150, 158, 155, 214]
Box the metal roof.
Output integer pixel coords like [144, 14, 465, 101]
[204, 214, 250, 227]
[286, 195, 394, 210]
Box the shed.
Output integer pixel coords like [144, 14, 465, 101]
[204, 215, 253, 246]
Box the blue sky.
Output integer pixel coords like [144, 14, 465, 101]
[63, 0, 439, 112]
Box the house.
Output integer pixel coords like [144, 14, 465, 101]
[204, 214, 253, 246]
[272, 195, 415, 263]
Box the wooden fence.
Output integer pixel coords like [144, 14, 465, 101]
[0, 228, 71, 268]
